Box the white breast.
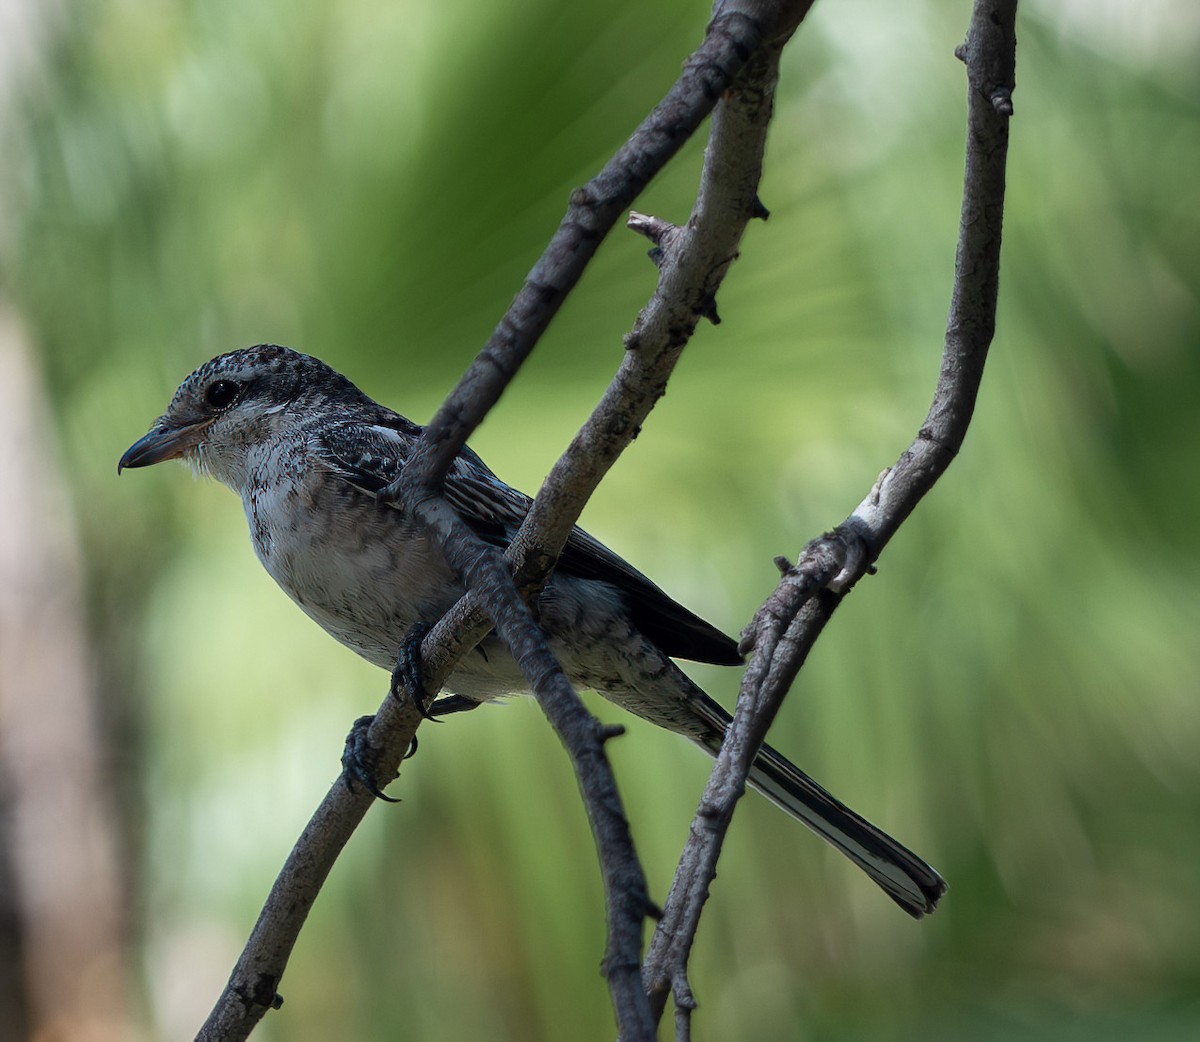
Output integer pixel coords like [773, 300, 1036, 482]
[238, 447, 457, 670]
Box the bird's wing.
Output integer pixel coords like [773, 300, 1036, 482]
[312, 418, 742, 666]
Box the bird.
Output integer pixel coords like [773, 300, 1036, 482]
[119, 344, 946, 917]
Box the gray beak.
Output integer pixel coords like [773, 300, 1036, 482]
[118, 421, 202, 473]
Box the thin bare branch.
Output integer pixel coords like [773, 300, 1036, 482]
[400, 7, 779, 493]
[196, 4, 815, 1039]
[385, 5, 812, 1038]
[194, 700, 424, 1042]
[643, 0, 1019, 1027]
[384, 15, 805, 1032]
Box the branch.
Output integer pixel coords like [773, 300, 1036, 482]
[194, 702, 424, 1042]
[196, 4, 816, 1039]
[382, 6, 811, 1039]
[386, 11, 807, 1033]
[400, 6, 781, 493]
[642, 0, 1019, 1029]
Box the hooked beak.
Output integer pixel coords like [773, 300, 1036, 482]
[118, 420, 206, 474]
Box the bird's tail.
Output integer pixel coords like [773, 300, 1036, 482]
[686, 691, 947, 918]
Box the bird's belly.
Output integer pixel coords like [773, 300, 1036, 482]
[245, 483, 463, 670]
[239, 480, 658, 704]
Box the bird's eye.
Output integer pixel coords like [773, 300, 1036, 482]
[204, 380, 239, 409]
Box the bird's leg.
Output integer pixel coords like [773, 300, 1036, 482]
[340, 714, 403, 803]
[391, 622, 437, 719]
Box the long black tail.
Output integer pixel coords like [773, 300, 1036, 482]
[688, 693, 946, 918]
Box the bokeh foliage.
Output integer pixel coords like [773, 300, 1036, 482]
[4, 0, 1200, 1039]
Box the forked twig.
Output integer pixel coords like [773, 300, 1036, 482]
[642, 0, 1018, 1030]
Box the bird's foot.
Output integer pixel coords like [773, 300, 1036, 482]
[391, 622, 437, 719]
[340, 714, 403, 803]
[389, 625, 485, 720]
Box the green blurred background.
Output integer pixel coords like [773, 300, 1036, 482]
[2, 0, 1198, 1039]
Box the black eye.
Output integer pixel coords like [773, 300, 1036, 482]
[204, 380, 239, 409]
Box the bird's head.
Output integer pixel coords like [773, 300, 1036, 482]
[118, 344, 355, 487]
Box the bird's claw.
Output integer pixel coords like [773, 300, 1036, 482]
[391, 622, 440, 719]
[341, 714, 402, 803]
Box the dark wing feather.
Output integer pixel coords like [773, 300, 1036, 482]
[552, 526, 742, 665]
[313, 417, 742, 666]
